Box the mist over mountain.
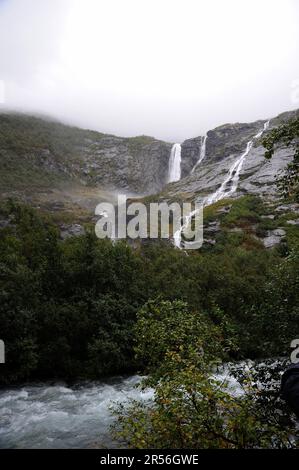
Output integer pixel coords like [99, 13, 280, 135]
[1, 0, 299, 453]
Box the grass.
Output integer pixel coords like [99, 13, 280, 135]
[221, 195, 265, 227]
[203, 198, 234, 224]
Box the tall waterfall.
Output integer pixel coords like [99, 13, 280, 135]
[174, 120, 270, 249]
[204, 120, 270, 206]
[191, 135, 207, 174]
[168, 143, 181, 182]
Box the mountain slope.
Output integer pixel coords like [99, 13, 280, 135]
[0, 112, 172, 198]
[0, 109, 298, 228]
[166, 110, 298, 204]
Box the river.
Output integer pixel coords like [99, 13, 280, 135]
[0, 375, 153, 449]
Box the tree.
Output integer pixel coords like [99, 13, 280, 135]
[262, 116, 299, 201]
[113, 300, 298, 449]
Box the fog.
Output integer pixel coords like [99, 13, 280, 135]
[0, 0, 299, 141]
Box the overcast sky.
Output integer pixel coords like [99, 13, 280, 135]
[0, 0, 299, 141]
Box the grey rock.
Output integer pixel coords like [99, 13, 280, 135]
[275, 204, 299, 214]
[262, 228, 286, 248]
[162, 111, 298, 205]
[286, 219, 299, 225]
[272, 228, 286, 237]
[262, 235, 281, 248]
[205, 121, 266, 164]
[181, 137, 203, 177]
[261, 215, 275, 219]
[0, 113, 173, 197]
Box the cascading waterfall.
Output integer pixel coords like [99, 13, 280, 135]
[168, 143, 181, 182]
[191, 135, 207, 174]
[174, 120, 270, 249]
[204, 120, 270, 206]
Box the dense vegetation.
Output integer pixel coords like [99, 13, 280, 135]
[0, 195, 298, 385]
[113, 300, 298, 448]
[0, 113, 103, 191]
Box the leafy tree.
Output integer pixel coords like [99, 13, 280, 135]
[262, 116, 299, 201]
[113, 301, 298, 449]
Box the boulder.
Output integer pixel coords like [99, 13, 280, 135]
[262, 228, 286, 248]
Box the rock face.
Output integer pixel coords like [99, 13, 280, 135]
[163, 109, 298, 204]
[0, 113, 172, 197]
[181, 137, 202, 177]
[262, 228, 286, 248]
[81, 135, 172, 194]
[205, 121, 265, 163]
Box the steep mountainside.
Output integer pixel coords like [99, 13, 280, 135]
[167, 110, 298, 204]
[0, 113, 172, 198]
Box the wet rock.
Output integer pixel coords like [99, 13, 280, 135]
[262, 228, 286, 248]
[181, 137, 203, 177]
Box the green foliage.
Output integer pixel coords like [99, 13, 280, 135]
[0, 199, 298, 384]
[113, 300, 298, 449]
[221, 195, 264, 227]
[134, 300, 231, 384]
[0, 203, 143, 383]
[243, 250, 299, 357]
[262, 116, 299, 201]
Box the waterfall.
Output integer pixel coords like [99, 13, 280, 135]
[168, 143, 181, 182]
[174, 120, 270, 249]
[204, 120, 270, 206]
[191, 135, 207, 174]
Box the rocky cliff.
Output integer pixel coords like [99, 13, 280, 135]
[169, 109, 299, 204]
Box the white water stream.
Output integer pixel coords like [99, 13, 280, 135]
[168, 143, 182, 182]
[174, 121, 270, 248]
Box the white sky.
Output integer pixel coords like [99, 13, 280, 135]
[0, 0, 299, 141]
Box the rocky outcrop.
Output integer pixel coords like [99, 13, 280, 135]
[163, 109, 298, 204]
[181, 137, 202, 177]
[205, 121, 265, 163]
[81, 135, 172, 194]
[261, 228, 286, 248]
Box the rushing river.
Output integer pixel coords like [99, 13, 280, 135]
[0, 360, 283, 449]
[0, 375, 153, 449]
